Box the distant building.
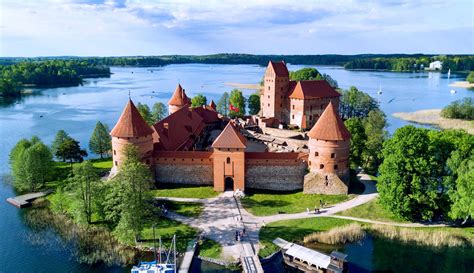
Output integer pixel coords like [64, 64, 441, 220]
[428, 61, 443, 70]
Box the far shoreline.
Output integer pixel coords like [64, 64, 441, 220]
[449, 81, 474, 89]
[393, 109, 473, 134]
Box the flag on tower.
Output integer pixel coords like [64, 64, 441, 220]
[229, 103, 239, 112]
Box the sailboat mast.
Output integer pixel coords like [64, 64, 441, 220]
[153, 225, 157, 263]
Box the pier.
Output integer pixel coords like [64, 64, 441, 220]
[178, 239, 197, 273]
[6, 191, 50, 208]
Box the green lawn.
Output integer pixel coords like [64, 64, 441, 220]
[152, 183, 219, 199]
[259, 217, 353, 257]
[337, 198, 408, 223]
[241, 190, 352, 216]
[198, 238, 222, 259]
[157, 200, 204, 218]
[91, 158, 113, 170]
[140, 217, 198, 252]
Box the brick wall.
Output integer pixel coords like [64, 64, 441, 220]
[155, 163, 213, 185]
[245, 161, 306, 191]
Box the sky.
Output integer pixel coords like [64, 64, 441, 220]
[0, 0, 473, 57]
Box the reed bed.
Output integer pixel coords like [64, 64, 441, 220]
[303, 223, 366, 245]
[368, 225, 473, 248]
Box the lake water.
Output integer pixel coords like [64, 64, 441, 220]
[0, 64, 472, 272]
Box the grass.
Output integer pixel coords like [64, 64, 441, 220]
[303, 223, 365, 245]
[241, 189, 352, 216]
[91, 158, 113, 170]
[258, 217, 353, 257]
[198, 238, 222, 259]
[152, 183, 219, 199]
[337, 198, 408, 223]
[392, 109, 474, 134]
[157, 200, 204, 218]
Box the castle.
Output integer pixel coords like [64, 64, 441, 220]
[110, 61, 351, 194]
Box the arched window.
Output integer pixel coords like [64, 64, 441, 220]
[331, 153, 335, 158]
[226, 157, 231, 164]
[320, 164, 324, 169]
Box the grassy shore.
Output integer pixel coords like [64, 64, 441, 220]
[393, 109, 473, 134]
[337, 198, 408, 223]
[152, 183, 219, 199]
[198, 238, 223, 259]
[241, 190, 352, 216]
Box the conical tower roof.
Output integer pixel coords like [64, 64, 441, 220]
[168, 84, 191, 106]
[110, 99, 154, 138]
[209, 99, 216, 110]
[212, 122, 247, 149]
[308, 101, 350, 141]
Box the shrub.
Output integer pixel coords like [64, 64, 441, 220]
[441, 98, 474, 120]
[466, 71, 474, 83]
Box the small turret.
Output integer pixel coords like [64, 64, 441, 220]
[209, 99, 216, 111]
[168, 84, 191, 114]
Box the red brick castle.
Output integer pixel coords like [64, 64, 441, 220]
[110, 62, 351, 194]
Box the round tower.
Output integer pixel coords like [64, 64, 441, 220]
[110, 99, 155, 173]
[168, 84, 191, 115]
[305, 101, 351, 194]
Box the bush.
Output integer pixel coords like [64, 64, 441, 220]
[441, 98, 474, 120]
[466, 71, 474, 83]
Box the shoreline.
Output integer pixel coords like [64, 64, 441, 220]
[224, 82, 262, 90]
[449, 81, 474, 88]
[392, 109, 473, 134]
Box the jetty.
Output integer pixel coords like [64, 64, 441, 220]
[6, 191, 50, 208]
[178, 239, 197, 273]
[273, 238, 347, 273]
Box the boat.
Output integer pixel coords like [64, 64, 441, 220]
[131, 230, 177, 273]
[377, 84, 382, 95]
[448, 69, 451, 79]
[450, 89, 456, 94]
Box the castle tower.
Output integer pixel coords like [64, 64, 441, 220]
[261, 61, 289, 122]
[304, 101, 351, 194]
[211, 122, 247, 192]
[209, 99, 216, 111]
[168, 84, 191, 114]
[110, 99, 155, 173]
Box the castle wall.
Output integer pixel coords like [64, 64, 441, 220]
[303, 172, 349, 195]
[308, 138, 350, 175]
[154, 151, 213, 185]
[262, 68, 289, 122]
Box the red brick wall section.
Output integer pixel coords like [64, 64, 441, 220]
[111, 135, 154, 171]
[212, 148, 245, 192]
[262, 67, 289, 121]
[290, 97, 340, 129]
[308, 138, 350, 176]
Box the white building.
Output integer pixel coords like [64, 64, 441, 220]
[428, 61, 443, 70]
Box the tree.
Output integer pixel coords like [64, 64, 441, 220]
[377, 126, 439, 221]
[51, 130, 71, 160]
[344, 117, 366, 170]
[0, 78, 20, 98]
[339, 87, 379, 120]
[217, 92, 229, 116]
[467, 71, 474, 83]
[89, 121, 111, 159]
[361, 110, 387, 174]
[289, 67, 323, 81]
[56, 138, 88, 167]
[229, 89, 246, 118]
[248, 93, 260, 115]
[68, 161, 100, 224]
[440, 97, 474, 120]
[136, 102, 153, 125]
[191, 94, 207, 107]
[9, 137, 52, 192]
[447, 153, 473, 222]
[112, 145, 153, 243]
[151, 102, 167, 122]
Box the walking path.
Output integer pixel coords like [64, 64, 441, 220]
[328, 215, 448, 227]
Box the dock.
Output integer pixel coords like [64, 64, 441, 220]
[178, 239, 197, 273]
[6, 191, 50, 208]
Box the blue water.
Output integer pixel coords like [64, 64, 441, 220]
[0, 64, 472, 272]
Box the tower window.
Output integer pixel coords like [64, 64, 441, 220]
[309, 161, 311, 166]
[309, 116, 312, 120]
[292, 115, 295, 119]
[280, 104, 282, 107]
[226, 157, 230, 164]
[331, 153, 335, 158]
[334, 164, 338, 169]
[113, 150, 116, 155]
[292, 105, 295, 110]
[268, 104, 270, 107]
[315, 152, 319, 156]
[115, 161, 118, 166]
[268, 86, 270, 90]
[268, 95, 270, 99]
[320, 164, 324, 169]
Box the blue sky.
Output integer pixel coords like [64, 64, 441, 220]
[0, 0, 472, 57]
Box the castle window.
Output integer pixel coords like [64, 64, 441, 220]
[292, 105, 295, 110]
[281, 87, 283, 91]
[334, 164, 338, 169]
[310, 106, 312, 111]
[226, 157, 230, 164]
[182, 158, 185, 161]
[320, 164, 324, 169]
[173, 158, 176, 161]
[146, 159, 150, 164]
[268, 104, 270, 107]
[309, 161, 311, 166]
[315, 152, 319, 156]
[115, 161, 118, 166]
[201, 159, 204, 162]
[113, 150, 116, 155]
[268, 95, 270, 99]
[309, 116, 312, 120]
[280, 104, 282, 107]
[292, 115, 295, 119]
[331, 153, 335, 158]
[268, 86, 270, 90]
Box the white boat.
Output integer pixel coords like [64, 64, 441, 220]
[450, 89, 456, 94]
[377, 84, 383, 95]
[132, 232, 177, 273]
[131, 262, 175, 273]
[448, 69, 451, 79]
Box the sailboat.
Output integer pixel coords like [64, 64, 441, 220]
[131, 228, 177, 273]
[448, 69, 451, 79]
[377, 84, 383, 95]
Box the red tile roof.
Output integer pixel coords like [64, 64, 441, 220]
[268, 61, 289, 77]
[168, 84, 191, 106]
[289, 80, 341, 99]
[192, 105, 220, 124]
[110, 99, 155, 137]
[212, 122, 247, 149]
[152, 106, 205, 151]
[308, 101, 351, 141]
[209, 100, 216, 110]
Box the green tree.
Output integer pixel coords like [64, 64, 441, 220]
[89, 121, 111, 159]
[344, 117, 366, 169]
[248, 93, 260, 115]
[289, 67, 323, 81]
[361, 110, 387, 174]
[56, 138, 88, 167]
[339, 86, 379, 120]
[467, 71, 474, 83]
[378, 126, 439, 221]
[191, 94, 207, 107]
[136, 102, 153, 125]
[51, 130, 71, 161]
[68, 161, 100, 224]
[9, 137, 52, 192]
[447, 153, 473, 222]
[217, 92, 229, 116]
[112, 145, 153, 243]
[151, 102, 167, 122]
[440, 97, 474, 120]
[0, 78, 20, 97]
[229, 89, 246, 118]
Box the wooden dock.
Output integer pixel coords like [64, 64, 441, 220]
[6, 191, 50, 208]
[178, 239, 197, 273]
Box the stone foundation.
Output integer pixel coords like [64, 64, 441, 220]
[155, 164, 213, 185]
[245, 164, 306, 191]
[303, 172, 349, 195]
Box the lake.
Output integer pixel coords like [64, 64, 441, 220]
[0, 64, 472, 273]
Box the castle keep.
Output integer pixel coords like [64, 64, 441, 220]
[110, 62, 351, 194]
